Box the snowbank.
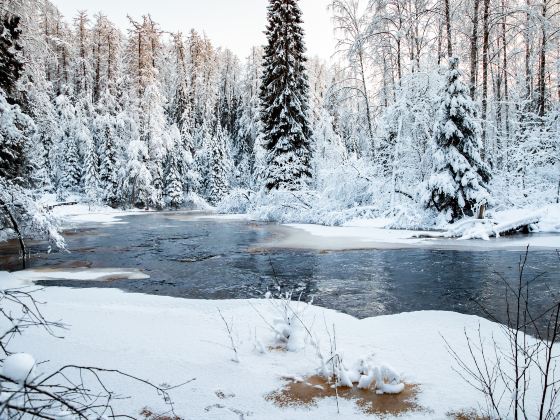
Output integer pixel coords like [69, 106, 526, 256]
[264, 204, 560, 250]
[2, 268, 557, 419]
[47, 203, 148, 227]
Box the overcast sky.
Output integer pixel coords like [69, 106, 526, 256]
[51, 0, 337, 60]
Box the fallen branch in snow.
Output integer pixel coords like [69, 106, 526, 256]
[413, 214, 542, 241]
[445, 247, 560, 419]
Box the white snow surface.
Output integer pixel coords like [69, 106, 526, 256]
[1, 268, 558, 419]
[49, 204, 148, 227]
[276, 205, 560, 250]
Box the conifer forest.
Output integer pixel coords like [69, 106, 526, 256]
[0, 0, 559, 419]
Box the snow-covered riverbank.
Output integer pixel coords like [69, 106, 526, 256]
[2, 268, 558, 419]
[45, 201, 560, 251]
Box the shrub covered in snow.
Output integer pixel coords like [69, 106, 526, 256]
[216, 189, 253, 214]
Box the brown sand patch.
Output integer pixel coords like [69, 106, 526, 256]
[266, 375, 423, 416]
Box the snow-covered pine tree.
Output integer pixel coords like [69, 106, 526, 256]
[122, 137, 153, 209]
[0, 13, 24, 104]
[207, 124, 232, 205]
[52, 93, 85, 194]
[142, 81, 168, 209]
[164, 125, 184, 208]
[235, 46, 263, 188]
[60, 128, 81, 193]
[424, 58, 491, 222]
[94, 88, 121, 206]
[0, 88, 32, 183]
[83, 135, 99, 201]
[259, 0, 312, 191]
[0, 11, 27, 182]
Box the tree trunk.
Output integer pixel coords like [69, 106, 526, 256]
[502, 0, 510, 146]
[444, 0, 453, 57]
[94, 29, 101, 102]
[358, 51, 375, 153]
[525, 0, 533, 105]
[481, 0, 490, 158]
[0, 199, 27, 269]
[537, 0, 547, 117]
[469, 0, 480, 98]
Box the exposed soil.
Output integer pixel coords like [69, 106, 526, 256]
[266, 375, 423, 416]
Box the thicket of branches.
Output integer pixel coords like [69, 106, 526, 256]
[446, 248, 560, 419]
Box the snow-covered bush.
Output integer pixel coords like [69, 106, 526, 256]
[181, 192, 213, 211]
[250, 189, 318, 223]
[264, 291, 313, 353]
[216, 188, 253, 214]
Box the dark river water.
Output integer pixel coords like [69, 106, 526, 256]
[1, 212, 559, 334]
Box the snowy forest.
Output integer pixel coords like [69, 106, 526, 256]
[1, 0, 560, 419]
[0, 0, 559, 238]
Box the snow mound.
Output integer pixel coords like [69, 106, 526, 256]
[2, 353, 35, 383]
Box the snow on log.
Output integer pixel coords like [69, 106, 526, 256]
[412, 214, 542, 241]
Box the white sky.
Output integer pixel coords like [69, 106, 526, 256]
[50, 0, 337, 60]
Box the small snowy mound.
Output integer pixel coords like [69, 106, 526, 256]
[2, 353, 36, 383]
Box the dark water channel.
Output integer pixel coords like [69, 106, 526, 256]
[1, 212, 559, 334]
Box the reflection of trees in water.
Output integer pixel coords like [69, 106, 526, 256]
[12, 213, 558, 334]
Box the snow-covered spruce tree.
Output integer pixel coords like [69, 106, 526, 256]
[60, 131, 81, 193]
[207, 124, 232, 205]
[164, 126, 184, 208]
[0, 87, 31, 184]
[83, 135, 99, 202]
[94, 88, 121, 207]
[259, 0, 312, 191]
[121, 137, 153, 209]
[141, 81, 168, 209]
[424, 58, 491, 222]
[0, 13, 24, 104]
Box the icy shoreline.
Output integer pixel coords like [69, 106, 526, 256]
[45, 202, 560, 251]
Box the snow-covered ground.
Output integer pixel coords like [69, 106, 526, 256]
[48, 203, 148, 227]
[40, 200, 560, 252]
[273, 205, 560, 250]
[2, 268, 558, 419]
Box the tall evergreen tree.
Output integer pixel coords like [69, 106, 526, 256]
[164, 125, 184, 208]
[0, 13, 27, 184]
[83, 135, 100, 201]
[424, 58, 491, 222]
[0, 13, 24, 104]
[259, 0, 312, 191]
[207, 124, 232, 204]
